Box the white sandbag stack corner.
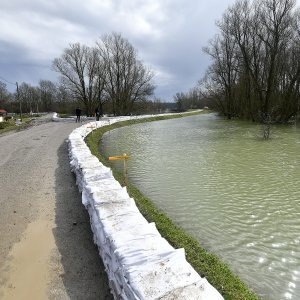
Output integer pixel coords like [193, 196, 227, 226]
[52, 112, 75, 122]
[68, 117, 224, 300]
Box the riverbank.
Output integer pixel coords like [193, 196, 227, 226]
[86, 111, 259, 299]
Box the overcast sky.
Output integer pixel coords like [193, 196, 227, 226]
[1, 0, 243, 101]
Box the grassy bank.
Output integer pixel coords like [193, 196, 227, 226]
[86, 111, 259, 300]
[0, 116, 37, 134]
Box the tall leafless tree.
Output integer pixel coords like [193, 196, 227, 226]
[97, 33, 155, 115]
[39, 80, 57, 112]
[53, 43, 101, 116]
[53, 34, 155, 116]
[203, 0, 299, 129]
[18, 82, 40, 114]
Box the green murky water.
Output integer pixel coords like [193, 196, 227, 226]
[101, 113, 300, 299]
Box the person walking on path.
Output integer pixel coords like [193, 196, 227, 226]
[75, 107, 81, 123]
[95, 107, 101, 121]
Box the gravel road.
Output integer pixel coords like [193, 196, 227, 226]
[0, 118, 113, 299]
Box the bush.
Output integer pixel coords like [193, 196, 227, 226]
[0, 122, 10, 129]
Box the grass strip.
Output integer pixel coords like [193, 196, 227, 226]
[0, 118, 35, 134]
[86, 111, 259, 300]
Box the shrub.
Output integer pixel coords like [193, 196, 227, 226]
[0, 122, 10, 129]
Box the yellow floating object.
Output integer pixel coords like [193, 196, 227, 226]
[109, 154, 130, 161]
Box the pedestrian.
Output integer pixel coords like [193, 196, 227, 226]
[75, 107, 81, 123]
[95, 107, 101, 121]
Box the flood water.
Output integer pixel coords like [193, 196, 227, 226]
[100, 113, 300, 299]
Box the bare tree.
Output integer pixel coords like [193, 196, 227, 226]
[18, 83, 40, 114]
[54, 84, 75, 113]
[203, 30, 239, 119]
[203, 0, 299, 130]
[173, 92, 187, 111]
[0, 81, 8, 101]
[53, 43, 101, 116]
[39, 80, 57, 112]
[53, 34, 155, 116]
[97, 33, 155, 115]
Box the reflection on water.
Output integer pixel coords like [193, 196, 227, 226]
[101, 113, 300, 299]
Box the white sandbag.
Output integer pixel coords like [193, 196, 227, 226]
[100, 211, 149, 234]
[113, 238, 175, 270]
[124, 248, 201, 299]
[84, 178, 123, 194]
[94, 199, 140, 220]
[160, 278, 224, 300]
[91, 187, 130, 205]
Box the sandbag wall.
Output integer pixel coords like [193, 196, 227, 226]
[68, 118, 224, 300]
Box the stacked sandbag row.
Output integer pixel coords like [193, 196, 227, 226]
[52, 112, 74, 122]
[52, 112, 103, 122]
[68, 118, 224, 300]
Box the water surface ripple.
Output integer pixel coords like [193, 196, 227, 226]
[101, 113, 300, 299]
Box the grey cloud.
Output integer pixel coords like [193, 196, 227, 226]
[0, 0, 241, 100]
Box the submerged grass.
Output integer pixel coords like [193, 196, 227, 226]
[86, 111, 259, 300]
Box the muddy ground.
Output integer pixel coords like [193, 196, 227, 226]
[0, 119, 113, 299]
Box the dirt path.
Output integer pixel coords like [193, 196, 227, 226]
[0, 121, 113, 299]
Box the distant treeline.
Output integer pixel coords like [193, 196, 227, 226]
[0, 32, 172, 116]
[173, 89, 211, 112]
[0, 82, 178, 117]
[0, 78, 172, 116]
[174, 0, 300, 124]
[204, 0, 300, 123]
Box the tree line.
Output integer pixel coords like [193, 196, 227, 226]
[0, 80, 73, 114]
[173, 0, 300, 124]
[53, 32, 155, 116]
[173, 88, 211, 111]
[201, 0, 300, 123]
[0, 33, 164, 116]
